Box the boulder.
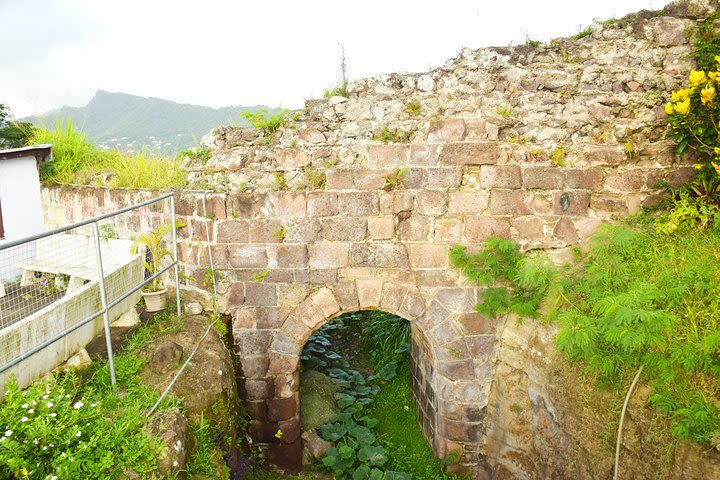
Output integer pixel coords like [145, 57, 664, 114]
[150, 341, 184, 374]
[146, 408, 190, 477]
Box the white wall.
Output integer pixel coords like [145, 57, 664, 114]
[0, 156, 44, 243]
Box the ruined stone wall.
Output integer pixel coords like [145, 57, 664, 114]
[40, 1, 720, 477]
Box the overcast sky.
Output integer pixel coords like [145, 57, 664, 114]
[1, 0, 668, 118]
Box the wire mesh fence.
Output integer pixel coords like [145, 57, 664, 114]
[0, 192, 181, 392]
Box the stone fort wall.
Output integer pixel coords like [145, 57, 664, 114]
[40, 1, 717, 476]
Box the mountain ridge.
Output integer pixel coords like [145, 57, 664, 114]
[24, 90, 276, 153]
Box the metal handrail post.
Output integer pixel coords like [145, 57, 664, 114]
[170, 195, 182, 317]
[93, 223, 116, 386]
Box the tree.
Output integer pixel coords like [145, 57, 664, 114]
[0, 103, 31, 149]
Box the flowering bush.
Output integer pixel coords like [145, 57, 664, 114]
[665, 59, 720, 186]
[0, 357, 165, 479]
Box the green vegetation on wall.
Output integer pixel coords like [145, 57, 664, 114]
[30, 120, 187, 189]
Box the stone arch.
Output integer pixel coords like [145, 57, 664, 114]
[237, 278, 494, 473]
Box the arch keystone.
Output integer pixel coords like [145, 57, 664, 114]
[310, 287, 340, 317]
[356, 278, 383, 309]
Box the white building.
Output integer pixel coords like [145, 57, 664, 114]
[0, 145, 51, 244]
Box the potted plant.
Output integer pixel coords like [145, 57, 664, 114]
[131, 220, 185, 312]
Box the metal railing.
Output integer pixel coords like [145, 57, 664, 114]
[0, 193, 181, 387]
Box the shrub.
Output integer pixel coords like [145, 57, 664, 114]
[239, 108, 288, 136]
[29, 120, 187, 189]
[373, 126, 411, 144]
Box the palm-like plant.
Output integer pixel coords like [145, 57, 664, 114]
[131, 220, 185, 292]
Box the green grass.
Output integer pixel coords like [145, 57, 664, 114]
[30, 120, 187, 189]
[367, 364, 462, 480]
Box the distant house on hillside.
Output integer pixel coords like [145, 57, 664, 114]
[0, 145, 51, 244]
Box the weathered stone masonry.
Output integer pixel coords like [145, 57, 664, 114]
[41, 2, 717, 477]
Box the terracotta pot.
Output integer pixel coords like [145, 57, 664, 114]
[142, 288, 167, 312]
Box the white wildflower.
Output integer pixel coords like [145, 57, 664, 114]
[46, 401, 53, 408]
[28, 408, 34, 414]
[4, 430, 11, 437]
[49, 412, 57, 418]
[73, 401, 84, 409]
[20, 417, 28, 422]
[21, 403, 28, 408]
[75, 431, 81, 437]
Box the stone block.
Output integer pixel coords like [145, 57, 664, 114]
[228, 192, 267, 219]
[299, 128, 326, 144]
[295, 299, 326, 330]
[367, 145, 409, 168]
[255, 307, 286, 329]
[434, 218, 463, 242]
[239, 330, 273, 355]
[425, 167, 463, 188]
[522, 166, 564, 189]
[268, 244, 308, 268]
[353, 170, 386, 190]
[244, 379, 273, 401]
[216, 220, 249, 243]
[425, 119, 467, 142]
[244, 282, 277, 306]
[307, 192, 338, 217]
[326, 169, 354, 189]
[605, 170, 647, 192]
[591, 194, 629, 215]
[457, 313, 494, 335]
[553, 217, 579, 245]
[350, 244, 409, 268]
[392, 191, 415, 213]
[489, 190, 531, 215]
[311, 287, 341, 318]
[268, 353, 299, 375]
[273, 192, 307, 217]
[480, 165, 522, 189]
[321, 217, 368, 241]
[197, 195, 227, 219]
[380, 283, 408, 312]
[409, 244, 448, 268]
[665, 166, 695, 187]
[440, 143, 498, 165]
[275, 148, 311, 170]
[283, 219, 321, 243]
[400, 289, 425, 319]
[409, 145, 439, 166]
[267, 395, 299, 422]
[278, 416, 301, 442]
[438, 360, 475, 381]
[588, 145, 625, 166]
[368, 217, 395, 239]
[397, 216, 431, 241]
[240, 355, 270, 378]
[333, 281, 359, 311]
[308, 243, 350, 268]
[465, 119, 487, 139]
[229, 245, 268, 268]
[651, 16, 690, 46]
[448, 191, 489, 214]
[249, 219, 284, 243]
[553, 191, 590, 215]
[416, 190, 447, 215]
[566, 168, 604, 190]
[443, 420, 482, 442]
[228, 282, 245, 306]
[356, 278, 383, 309]
[464, 216, 510, 242]
[510, 216, 545, 243]
[337, 192, 379, 216]
[435, 288, 475, 313]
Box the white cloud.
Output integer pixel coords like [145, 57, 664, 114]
[0, 0, 669, 117]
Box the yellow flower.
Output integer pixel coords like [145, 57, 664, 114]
[664, 102, 675, 115]
[672, 88, 692, 102]
[710, 72, 719, 81]
[701, 84, 716, 105]
[689, 70, 707, 87]
[674, 98, 691, 115]
[713, 162, 720, 176]
[715, 55, 720, 65]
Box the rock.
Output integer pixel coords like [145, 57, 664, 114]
[185, 301, 203, 315]
[663, 0, 714, 19]
[302, 430, 332, 459]
[146, 408, 189, 477]
[150, 341, 184, 374]
[300, 370, 339, 431]
[64, 348, 92, 370]
[111, 307, 141, 327]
